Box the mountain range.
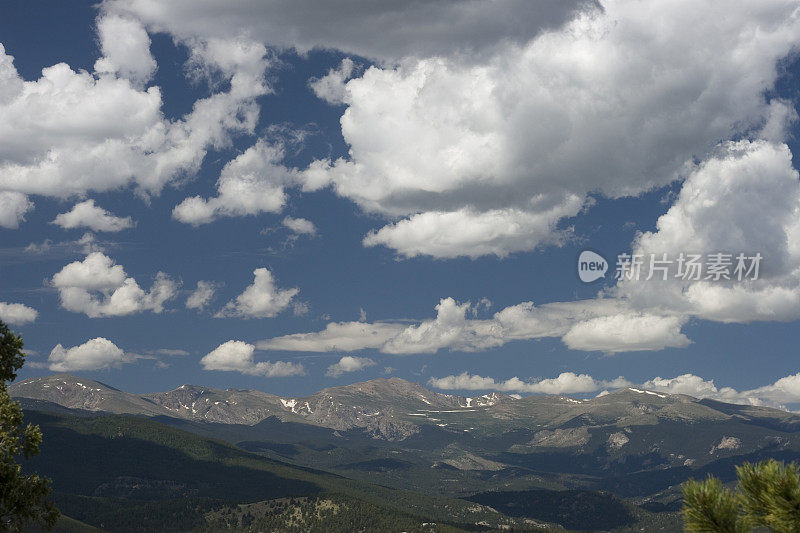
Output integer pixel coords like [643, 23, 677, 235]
[13, 374, 800, 531]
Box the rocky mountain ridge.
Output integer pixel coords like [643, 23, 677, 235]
[11, 373, 800, 448]
[10, 374, 512, 440]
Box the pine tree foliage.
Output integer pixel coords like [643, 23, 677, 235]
[683, 475, 746, 533]
[683, 459, 800, 533]
[0, 321, 59, 532]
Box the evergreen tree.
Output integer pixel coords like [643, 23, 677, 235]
[683, 459, 800, 532]
[0, 321, 59, 531]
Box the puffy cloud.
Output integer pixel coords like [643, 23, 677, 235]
[94, 14, 157, 85]
[358, 140, 796, 352]
[309, 58, 355, 105]
[282, 216, 316, 236]
[0, 302, 38, 325]
[0, 191, 32, 228]
[363, 203, 581, 259]
[216, 268, 298, 318]
[642, 375, 729, 399]
[258, 298, 689, 354]
[382, 298, 473, 354]
[200, 340, 304, 377]
[562, 314, 691, 353]
[47, 337, 133, 371]
[0, 32, 270, 202]
[51, 252, 178, 317]
[86, 1, 800, 259]
[101, 0, 581, 63]
[0, 53, 163, 197]
[258, 297, 676, 355]
[52, 199, 134, 232]
[12, 0, 797, 263]
[642, 373, 800, 409]
[173, 140, 295, 225]
[747, 374, 800, 407]
[617, 140, 800, 324]
[186, 281, 216, 310]
[292, 0, 800, 258]
[427, 370, 800, 410]
[428, 372, 631, 394]
[325, 355, 376, 377]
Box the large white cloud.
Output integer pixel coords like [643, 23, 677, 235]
[293, 0, 800, 258]
[51, 252, 178, 318]
[615, 140, 800, 324]
[562, 314, 690, 353]
[200, 340, 304, 377]
[52, 199, 135, 232]
[216, 268, 298, 318]
[325, 355, 376, 377]
[0, 24, 271, 216]
[0, 302, 38, 326]
[48, 337, 132, 371]
[94, 0, 800, 258]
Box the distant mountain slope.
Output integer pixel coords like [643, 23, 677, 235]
[22, 410, 524, 532]
[12, 374, 800, 442]
[14, 373, 800, 504]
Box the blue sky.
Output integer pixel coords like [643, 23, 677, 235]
[2, 0, 800, 407]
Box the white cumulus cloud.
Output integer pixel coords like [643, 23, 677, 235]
[0, 302, 38, 325]
[51, 252, 178, 318]
[0, 30, 271, 207]
[173, 140, 296, 225]
[200, 340, 304, 377]
[562, 314, 691, 353]
[52, 199, 134, 232]
[186, 281, 217, 311]
[429, 372, 631, 394]
[428, 370, 800, 410]
[295, 0, 800, 258]
[282, 216, 317, 236]
[94, 14, 157, 85]
[325, 355, 376, 377]
[617, 140, 800, 324]
[47, 337, 133, 371]
[258, 297, 680, 355]
[0, 190, 32, 229]
[216, 268, 298, 318]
